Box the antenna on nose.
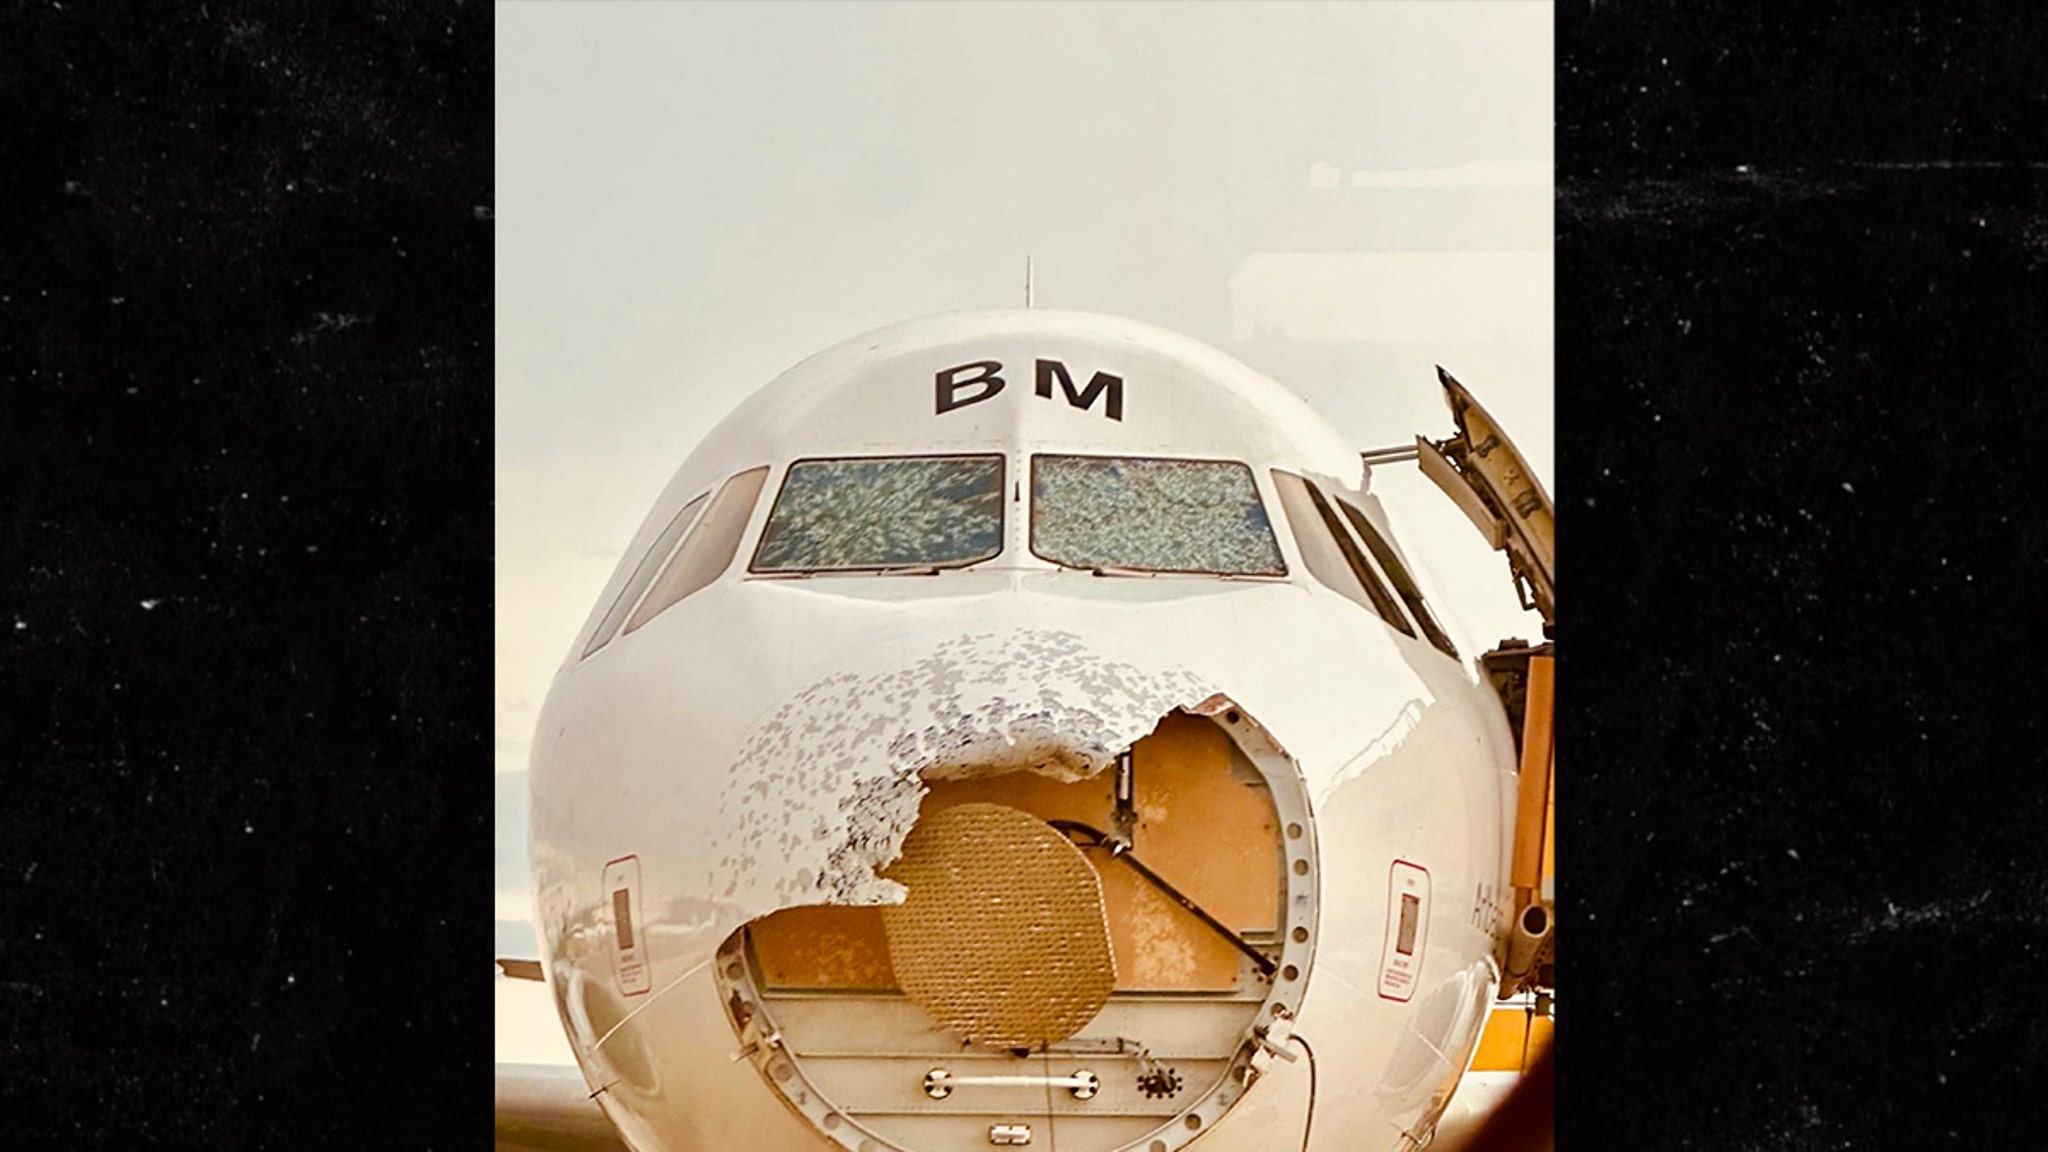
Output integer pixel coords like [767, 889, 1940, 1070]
[1024, 255, 1034, 309]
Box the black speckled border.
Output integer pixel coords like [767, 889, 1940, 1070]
[1559, 2, 2048, 1149]
[1, 3, 492, 1147]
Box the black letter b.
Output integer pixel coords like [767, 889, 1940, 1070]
[936, 360, 1005, 415]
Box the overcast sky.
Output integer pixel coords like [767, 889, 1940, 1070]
[496, 1, 1553, 962]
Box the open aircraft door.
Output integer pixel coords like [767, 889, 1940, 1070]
[1384, 368, 1556, 1149]
[1411, 367, 1553, 994]
[1366, 366, 1555, 1004]
[1413, 366, 1554, 630]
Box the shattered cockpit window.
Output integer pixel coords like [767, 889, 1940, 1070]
[1031, 455, 1287, 575]
[751, 455, 1005, 572]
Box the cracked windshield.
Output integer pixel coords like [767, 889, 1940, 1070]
[752, 455, 1006, 572]
[1032, 455, 1286, 576]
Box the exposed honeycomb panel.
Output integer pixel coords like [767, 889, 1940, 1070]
[754, 713, 1281, 995]
[1129, 713, 1281, 937]
[880, 803, 1116, 1048]
[751, 905, 898, 989]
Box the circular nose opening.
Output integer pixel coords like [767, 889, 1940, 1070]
[715, 705, 1319, 1152]
[1520, 903, 1549, 935]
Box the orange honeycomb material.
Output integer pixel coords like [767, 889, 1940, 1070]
[880, 802, 1116, 1048]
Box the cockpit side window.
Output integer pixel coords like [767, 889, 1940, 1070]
[749, 455, 1005, 574]
[622, 465, 771, 634]
[1030, 455, 1286, 576]
[1333, 496, 1459, 659]
[1270, 470, 1414, 635]
[581, 490, 710, 659]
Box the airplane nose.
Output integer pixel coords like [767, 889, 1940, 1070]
[710, 631, 1324, 1152]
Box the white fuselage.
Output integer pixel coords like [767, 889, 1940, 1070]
[530, 311, 1519, 1152]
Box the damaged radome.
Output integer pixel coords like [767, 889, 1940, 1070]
[713, 673, 1323, 1152]
[704, 628, 1223, 916]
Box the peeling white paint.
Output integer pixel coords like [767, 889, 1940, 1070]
[705, 628, 1219, 915]
[520, 307, 1528, 1152]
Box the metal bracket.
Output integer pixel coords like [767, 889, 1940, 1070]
[924, 1068, 1101, 1100]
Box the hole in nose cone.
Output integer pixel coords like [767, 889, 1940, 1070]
[720, 704, 1321, 1152]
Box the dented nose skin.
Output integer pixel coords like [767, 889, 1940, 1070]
[704, 624, 1230, 915]
[705, 651, 1325, 1152]
[519, 311, 1523, 1152]
[532, 572, 1511, 1152]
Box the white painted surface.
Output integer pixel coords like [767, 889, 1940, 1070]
[497, 3, 1552, 1145]
[521, 311, 1520, 1151]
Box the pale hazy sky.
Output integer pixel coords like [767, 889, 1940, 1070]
[495, 1, 1553, 952]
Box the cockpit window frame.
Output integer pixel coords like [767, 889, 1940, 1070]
[745, 452, 1009, 576]
[1027, 452, 1290, 578]
[579, 489, 711, 661]
[1271, 469, 1415, 635]
[1331, 494, 1460, 659]
[622, 464, 773, 636]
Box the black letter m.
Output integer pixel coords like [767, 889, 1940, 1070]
[1034, 358, 1123, 422]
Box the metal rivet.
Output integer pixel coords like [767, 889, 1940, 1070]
[1292, 927, 1309, 943]
[1285, 823, 1303, 840]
